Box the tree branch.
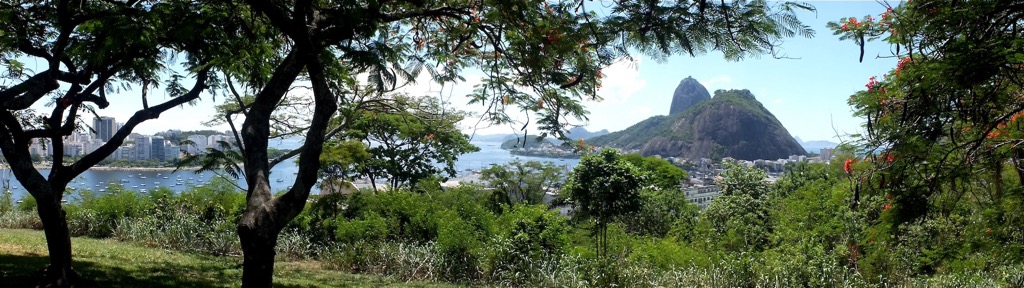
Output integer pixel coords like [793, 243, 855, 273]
[65, 67, 212, 181]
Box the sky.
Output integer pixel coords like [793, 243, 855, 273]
[23, 1, 900, 142]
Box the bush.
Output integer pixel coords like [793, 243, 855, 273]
[0, 209, 42, 229]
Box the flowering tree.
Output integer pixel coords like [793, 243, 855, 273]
[829, 1, 1024, 221]
[184, 0, 817, 287]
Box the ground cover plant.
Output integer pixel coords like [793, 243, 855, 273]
[2, 156, 1023, 287]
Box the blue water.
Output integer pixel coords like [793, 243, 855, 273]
[3, 140, 579, 201]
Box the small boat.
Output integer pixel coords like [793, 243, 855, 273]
[99, 189, 106, 192]
[140, 189, 147, 193]
[163, 177, 169, 179]
[140, 176, 147, 179]
[140, 184, 146, 186]
[131, 186, 138, 188]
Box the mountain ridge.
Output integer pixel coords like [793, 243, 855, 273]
[589, 88, 805, 161]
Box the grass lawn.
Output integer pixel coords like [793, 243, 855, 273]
[0, 229, 461, 288]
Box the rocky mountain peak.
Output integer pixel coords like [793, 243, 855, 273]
[669, 76, 711, 115]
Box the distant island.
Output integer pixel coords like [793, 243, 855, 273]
[498, 127, 609, 158]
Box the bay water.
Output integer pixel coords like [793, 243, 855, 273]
[4, 140, 580, 201]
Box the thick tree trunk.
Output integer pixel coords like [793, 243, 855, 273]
[239, 221, 280, 288]
[36, 192, 81, 287]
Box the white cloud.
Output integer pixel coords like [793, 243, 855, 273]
[596, 58, 645, 104]
[702, 75, 733, 91]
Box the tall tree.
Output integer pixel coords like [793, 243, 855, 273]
[350, 95, 478, 189]
[193, 0, 816, 286]
[563, 148, 644, 258]
[0, 1, 251, 285]
[481, 160, 566, 207]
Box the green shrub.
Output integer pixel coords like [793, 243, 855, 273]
[435, 209, 482, 282]
[628, 237, 710, 270]
[0, 209, 41, 229]
[17, 195, 36, 212]
[334, 212, 390, 244]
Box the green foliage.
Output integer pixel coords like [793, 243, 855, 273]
[485, 204, 571, 284]
[16, 195, 35, 212]
[619, 188, 700, 238]
[564, 149, 645, 225]
[697, 194, 770, 252]
[0, 190, 12, 213]
[480, 160, 565, 208]
[319, 140, 371, 181]
[621, 153, 688, 190]
[628, 237, 711, 270]
[716, 161, 770, 199]
[339, 96, 479, 189]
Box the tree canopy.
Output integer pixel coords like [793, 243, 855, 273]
[829, 1, 1024, 221]
[3, 0, 816, 286]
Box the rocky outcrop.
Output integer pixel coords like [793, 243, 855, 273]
[589, 89, 805, 161]
[669, 76, 711, 115]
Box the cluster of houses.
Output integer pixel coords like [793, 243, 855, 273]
[679, 148, 836, 209]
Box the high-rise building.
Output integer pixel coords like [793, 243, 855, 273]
[133, 135, 151, 160]
[186, 134, 209, 154]
[164, 144, 180, 161]
[207, 134, 232, 148]
[820, 148, 834, 162]
[93, 116, 116, 142]
[151, 136, 165, 162]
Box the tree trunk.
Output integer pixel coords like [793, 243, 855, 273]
[239, 220, 280, 288]
[36, 192, 80, 287]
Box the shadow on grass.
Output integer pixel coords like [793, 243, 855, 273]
[0, 254, 380, 288]
[0, 254, 239, 288]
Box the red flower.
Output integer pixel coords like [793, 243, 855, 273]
[883, 203, 891, 211]
[844, 159, 854, 174]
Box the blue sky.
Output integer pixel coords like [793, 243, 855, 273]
[34, 1, 899, 142]
[571, 1, 900, 142]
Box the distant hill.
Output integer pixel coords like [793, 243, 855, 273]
[798, 140, 839, 154]
[469, 133, 517, 142]
[500, 135, 561, 149]
[588, 89, 805, 161]
[567, 126, 609, 139]
[499, 127, 609, 150]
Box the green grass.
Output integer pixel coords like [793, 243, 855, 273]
[0, 229, 463, 288]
